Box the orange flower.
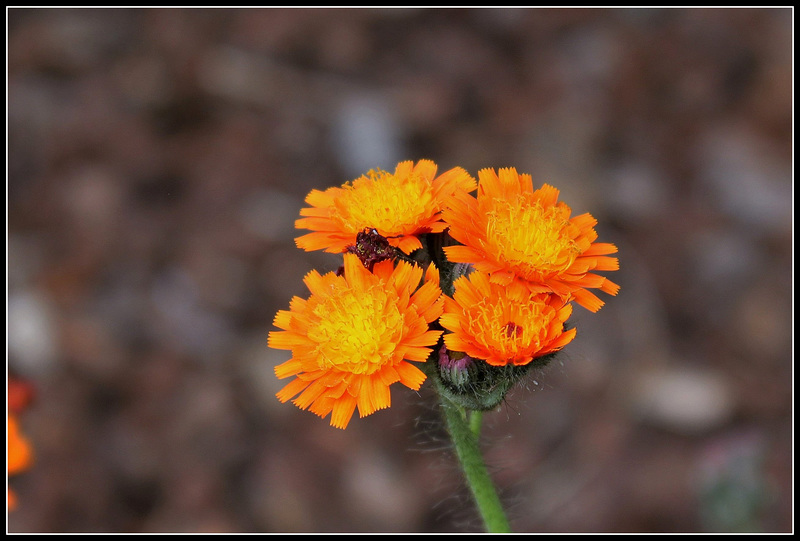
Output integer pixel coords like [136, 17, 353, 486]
[8, 414, 34, 510]
[440, 271, 577, 367]
[442, 167, 620, 312]
[295, 159, 476, 255]
[269, 253, 444, 429]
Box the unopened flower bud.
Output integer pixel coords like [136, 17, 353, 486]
[438, 346, 479, 391]
[435, 344, 536, 411]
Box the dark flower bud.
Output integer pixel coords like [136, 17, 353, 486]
[435, 344, 545, 411]
[438, 346, 479, 391]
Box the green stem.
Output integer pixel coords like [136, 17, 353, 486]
[439, 395, 511, 533]
[468, 410, 483, 439]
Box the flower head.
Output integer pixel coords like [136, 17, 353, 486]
[440, 270, 576, 367]
[442, 167, 619, 312]
[269, 253, 444, 429]
[296, 159, 476, 255]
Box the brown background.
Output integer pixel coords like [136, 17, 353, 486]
[7, 7, 793, 533]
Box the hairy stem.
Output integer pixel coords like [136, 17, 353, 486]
[439, 394, 511, 533]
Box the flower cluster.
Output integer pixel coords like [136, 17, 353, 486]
[270, 160, 619, 428]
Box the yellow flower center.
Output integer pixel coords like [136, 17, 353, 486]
[332, 170, 435, 236]
[308, 282, 405, 375]
[465, 295, 553, 359]
[484, 194, 579, 281]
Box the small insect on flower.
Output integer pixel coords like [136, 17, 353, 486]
[345, 228, 400, 271]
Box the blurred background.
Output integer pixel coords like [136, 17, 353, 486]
[7, 7, 792, 533]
